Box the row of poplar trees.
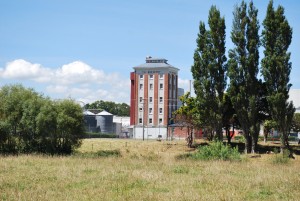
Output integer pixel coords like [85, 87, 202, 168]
[190, 0, 294, 154]
[0, 84, 84, 154]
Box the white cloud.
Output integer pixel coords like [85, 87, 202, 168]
[0, 59, 52, 82]
[54, 61, 106, 85]
[46, 85, 68, 94]
[0, 59, 131, 104]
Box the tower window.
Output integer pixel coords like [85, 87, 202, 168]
[149, 97, 153, 103]
[140, 75, 143, 79]
[140, 84, 143, 90]
[159, 97, 163, 103]
[150, 84, 153, 90]
[160, 84, 163, 89]
[159, 108, 163, 114]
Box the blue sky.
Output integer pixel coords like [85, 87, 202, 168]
[0, 0, 299, 106]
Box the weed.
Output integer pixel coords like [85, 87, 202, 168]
[95, 150, 121, 157]
[175, 153, 193, 160]
[272, 149, 291, 164]
[73, 149, 121, 158]
[173, 166, 189, 174]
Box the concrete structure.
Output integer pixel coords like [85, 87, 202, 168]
[113, 116, 130, 138]
[129, 56, 179, 139]
[177, 88, 184, 108]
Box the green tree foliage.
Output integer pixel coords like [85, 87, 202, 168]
[263, 120, 277, 143]
[228, 1, 260, 153]
[0, 84, 84, 154]
[56, 100, 85, 154]
[173, 92, 199, 148]
[261, 0, 295, 153]
[85, 100, 130, 116]
[191, 5, 227, 141]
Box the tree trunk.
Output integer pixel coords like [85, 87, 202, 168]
[216, 122, 223, 141]
[226, 127, 231, 144]
[244, 133, 252, 154]
[251, 135, 258, 154]
[263, 128, 268, 143]
[186, 127, 193, 148]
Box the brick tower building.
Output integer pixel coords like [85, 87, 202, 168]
[129, 56, 179, 139]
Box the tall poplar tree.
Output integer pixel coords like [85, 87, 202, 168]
[191, 6, 227, 140]
[228, 1, 260, 153]
[261, 0, 295, 153]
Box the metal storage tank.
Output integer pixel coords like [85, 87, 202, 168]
[83, 110, 98, 132]
[96, 110, 113, 134]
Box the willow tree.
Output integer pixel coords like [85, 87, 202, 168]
[261, 0, 295, 154]
[191, 5, 227, 141]
[228, 1, 260, 153]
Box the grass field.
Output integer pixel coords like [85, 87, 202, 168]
[1, 139, 300, 201]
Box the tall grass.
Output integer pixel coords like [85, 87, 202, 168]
[1, 139, 300, 201]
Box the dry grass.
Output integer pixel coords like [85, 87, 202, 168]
[1, 139, 300, 201]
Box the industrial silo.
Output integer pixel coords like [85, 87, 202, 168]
[83, 110, 98, 132]
[96, 110, 113, 134]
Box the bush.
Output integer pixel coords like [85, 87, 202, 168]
[234, 136, 245, 143]
[83, 132, 118, 138]
[192, 141, 241, 161]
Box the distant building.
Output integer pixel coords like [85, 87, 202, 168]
[113, 116, 130, 137]
[177, 88, 184, 108]
[129, 56, 179, 139]
[83, 110, 130, 137]
[96, 111, 114, 134]
[83, 110, 98, 132]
